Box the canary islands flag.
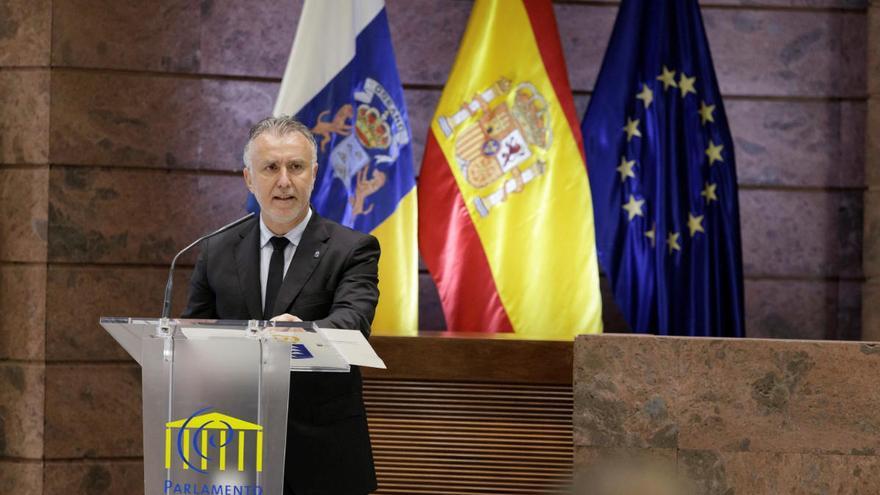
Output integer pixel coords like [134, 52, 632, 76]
[274, 0, 417, 335]
[582, 0, 744, 336]
[419, 0, 603, 339]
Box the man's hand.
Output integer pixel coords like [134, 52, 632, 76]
[270, 313, 303, 322]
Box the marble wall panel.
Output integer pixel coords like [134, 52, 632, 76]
[0, 263, 46, 361]
[198, 0, 299, 77]
[0, 363, 45, 458]
[703, 8, 865, 97]
[50, 71, 277, 170]
[24, 0, 873, 109]
[745, 279, 861, 340]
[0, 167, 48, 262]
[869, 6, 880, 97]
[418, 272, 446, 331]
[674, 338, 880, 454]
[44, 460, 143, 495]
[50, 71, 202, 168]
[44, 364, 142, 458]
[0, 0, 51, 67]
[45, 265, 191, 362]
[555, 4, 617, 95]
[558, 5, 865, 97]
[198, 79, 280, 170]
[863, 279, 880, 341]
[739, 189, 862, 278]
[0, 70, 50, 165]
[387, 0, 471, 87]
[860, 189, 880, 278]
[47, 168, 247, 265]
[867, 98, 880, 187]
[573, 335, 680, 450]
[575, 335, 880, 455]
[51, 0, 298, 77]
[51, 0, 200, 72]
[704, 0, 866, 6]
[403, 89, 441, 174]
[0, 461, 42, 495]
[729, 99, 865, 188]
[678, 450, 880, 495]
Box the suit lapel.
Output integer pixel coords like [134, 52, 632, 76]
[272, 213, 330, 317]
[234, 220, 263, 319]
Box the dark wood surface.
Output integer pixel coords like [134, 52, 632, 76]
[362, 334, 575, 494]
[364, 333, 574, 385]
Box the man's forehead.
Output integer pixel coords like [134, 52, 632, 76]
[252, 132, 316, 160]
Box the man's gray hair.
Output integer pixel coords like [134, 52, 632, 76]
[243, 115, 318, 171]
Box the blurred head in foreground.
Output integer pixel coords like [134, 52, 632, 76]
[570, 458, 693, 495]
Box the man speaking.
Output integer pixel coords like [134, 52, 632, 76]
[182, 116, 379, 495]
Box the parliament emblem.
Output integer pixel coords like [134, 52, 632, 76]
[314, 78, 410, 221]
[437, 77, 552, 217]
[164, 408, 263, 474]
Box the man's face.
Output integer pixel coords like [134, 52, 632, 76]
[243, 131, 318, 234]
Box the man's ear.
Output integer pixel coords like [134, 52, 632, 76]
[243, 167, 255, 193]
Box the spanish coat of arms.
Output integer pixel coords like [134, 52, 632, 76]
[438, 77, 552, 217]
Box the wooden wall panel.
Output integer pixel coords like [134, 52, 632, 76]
[365, 380, 573, 495]
[364, 336, 574, 495]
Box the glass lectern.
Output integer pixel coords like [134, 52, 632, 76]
[100, 317, 359, 495]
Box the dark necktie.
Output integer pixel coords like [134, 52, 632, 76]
[264, 236, 290, 319]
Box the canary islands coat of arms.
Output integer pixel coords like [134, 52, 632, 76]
[310, 77, 410, 221]
[437, 77, 552, 217]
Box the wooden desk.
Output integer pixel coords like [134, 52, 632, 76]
[363, 334, 573, 495]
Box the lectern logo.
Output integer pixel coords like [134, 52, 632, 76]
[164, 407, 263, 474]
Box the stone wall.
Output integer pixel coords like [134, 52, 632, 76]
[0, 0, 870, 493]
[574, 333, 880, 493]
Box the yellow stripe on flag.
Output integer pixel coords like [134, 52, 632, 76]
[429, 0, 602, 338]
[371, 189, 418, 335]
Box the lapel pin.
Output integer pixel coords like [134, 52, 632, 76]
[314, 250, 320, 258]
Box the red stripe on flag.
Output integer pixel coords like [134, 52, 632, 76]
[522, 0, 586, 164]
[418, 131, 514, 333]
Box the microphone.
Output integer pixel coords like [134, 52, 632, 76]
[160, 212, 256, 320]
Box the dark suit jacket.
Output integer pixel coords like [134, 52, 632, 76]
[182, 211, 379, 495]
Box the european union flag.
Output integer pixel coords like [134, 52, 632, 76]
[582, 0, 744, 337]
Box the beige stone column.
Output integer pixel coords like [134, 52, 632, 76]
[864, 2, 880, 340]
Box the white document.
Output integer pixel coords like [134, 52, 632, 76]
[318, 328, 387, 369]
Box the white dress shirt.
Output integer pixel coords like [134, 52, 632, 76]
[259, 208, 312, 311]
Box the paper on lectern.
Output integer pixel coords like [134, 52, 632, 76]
[318, 328, 387, 369]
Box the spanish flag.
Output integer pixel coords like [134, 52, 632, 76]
[418, 0, 602, 339]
